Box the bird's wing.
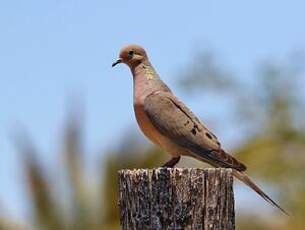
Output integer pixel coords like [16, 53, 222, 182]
[144, 91, 246, 171]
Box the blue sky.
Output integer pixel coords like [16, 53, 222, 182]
[1, 0, 305, 222]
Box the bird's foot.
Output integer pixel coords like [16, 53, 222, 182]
[162, 156, 181, 168]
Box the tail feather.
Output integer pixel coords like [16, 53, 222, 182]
[232, 169, 289, 216]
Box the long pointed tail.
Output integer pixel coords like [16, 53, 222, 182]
[232, 169, 289, 215]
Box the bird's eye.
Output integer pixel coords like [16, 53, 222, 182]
[128, 50, 134, 56]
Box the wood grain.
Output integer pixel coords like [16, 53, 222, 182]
[118, 168, 235, 230]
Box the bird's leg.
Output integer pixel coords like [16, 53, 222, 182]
[162, 156, 181, 168]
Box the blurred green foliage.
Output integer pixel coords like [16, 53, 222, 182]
[1, 51, 305, 229]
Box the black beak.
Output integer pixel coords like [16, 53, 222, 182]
[112, 58, 122, 67]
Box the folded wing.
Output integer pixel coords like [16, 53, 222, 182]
[144, 91, 246, 171]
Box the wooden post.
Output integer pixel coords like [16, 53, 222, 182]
[118, 168, 235, 230]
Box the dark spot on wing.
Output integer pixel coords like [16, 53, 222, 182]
[194, 124, 201, 132]
[205, 132, 213, 139]
[191, 128, 196, 135]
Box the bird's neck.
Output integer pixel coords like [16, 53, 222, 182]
[131, 61, 159, 79]
[132, 62, 170, 106]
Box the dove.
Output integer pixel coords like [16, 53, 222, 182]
[112, 44, 288, 215]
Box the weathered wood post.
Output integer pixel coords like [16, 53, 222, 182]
[118, 168, 235, 230]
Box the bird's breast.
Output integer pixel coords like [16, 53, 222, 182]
[133, 102, 187, 157]
[134, 103, 161, 146]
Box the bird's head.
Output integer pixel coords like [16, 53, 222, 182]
[112, 44, 148, 68]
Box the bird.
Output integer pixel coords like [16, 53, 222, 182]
[112, 44, 288, 215]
